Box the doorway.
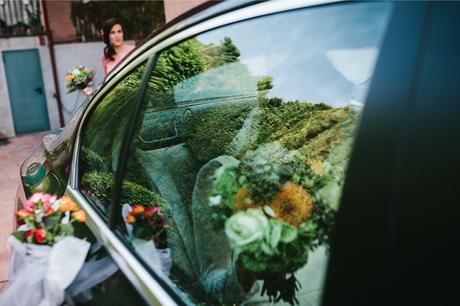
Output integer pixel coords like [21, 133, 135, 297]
[3, 49, 50, 135]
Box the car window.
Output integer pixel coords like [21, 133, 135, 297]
[119, 2, 392, 305]
[78, 63, 146, 217]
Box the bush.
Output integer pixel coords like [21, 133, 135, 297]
[184, 102, 254, 162]
[81, 171, 169, 210]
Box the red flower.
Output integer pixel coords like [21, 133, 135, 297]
[34, 228, 46, 244]
[44, 205, 53, 216]
[24, 230, 34, 242]
[144, 206, 158, 219]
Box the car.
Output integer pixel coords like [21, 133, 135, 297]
[15, 0, 460, 305]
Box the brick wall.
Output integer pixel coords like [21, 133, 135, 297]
[163, 0, 209, 23]
[45, 0, 77, 43]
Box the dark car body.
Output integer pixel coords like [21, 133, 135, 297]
[16, 1, 460, 305]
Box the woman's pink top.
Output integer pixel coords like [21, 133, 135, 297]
[102, 45, 135, 76]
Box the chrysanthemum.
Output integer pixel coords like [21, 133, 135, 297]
[232, 188, 262, 212]
[269, 182, 313, 226]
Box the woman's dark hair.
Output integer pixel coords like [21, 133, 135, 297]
[102, 18, 123, 61]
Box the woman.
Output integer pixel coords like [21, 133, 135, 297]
[101, 18, 135, 76]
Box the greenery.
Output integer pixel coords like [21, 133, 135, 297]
[81, 171, 169, 210]
[183, 103, 253, 162]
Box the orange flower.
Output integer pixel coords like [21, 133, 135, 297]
[126, 214, 136, 224]
[269, 182, 313, 226]
[66, 74, 74, 81]
[72, 210, 86, 222]
[59, 195, 78, 212]
[16, 208, 31, 218]
[68, 201, 79, 212]
[131, 204, 145, 216]
[232, 188, 262, 212]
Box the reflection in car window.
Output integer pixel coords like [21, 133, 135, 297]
[120, 2, 392, 305]
[78, 64, 146, 216]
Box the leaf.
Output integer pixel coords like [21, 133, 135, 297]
[269, 220, 282, 249]
[44, 214, 60, 230]
[261, 241, 274, 255]
[12, 231, 25, 242]
[59, 223, 74, 236]
[280, 224, 298, 243]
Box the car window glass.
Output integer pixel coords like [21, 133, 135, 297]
[119, 3, 392, 305]
[78, 64, 146, 217]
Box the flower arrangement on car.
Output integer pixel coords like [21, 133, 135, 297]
[13, 192, 86, 245]
[0, 193, 90, 306]
[209, 142, 334, 305]
[126, 204, 168, 249]
[123, 202, 172, 276]
[65, 65, 94, 95]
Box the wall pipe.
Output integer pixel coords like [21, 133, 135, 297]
[40, 0, 65, 127]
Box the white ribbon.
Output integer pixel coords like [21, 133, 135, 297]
[0, 236, 90, 306]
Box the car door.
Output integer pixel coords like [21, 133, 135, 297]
[80, 1, 393, 305]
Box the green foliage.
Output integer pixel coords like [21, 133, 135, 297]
[83, 84, 138, 170]
[200, 37, 241, 69]
[147, 39, 207, 96]
[238, 142, 316, 202]
[257, 76, 273, 99]
[255, 99, 343, 154]
[184, 103, 253, 162]
[216, 37, 241, 66]
[209, 166, 239, 229]
[121, 64, 146, 89]
[81, 171, 169, 210]
[80, 146, 105, 172]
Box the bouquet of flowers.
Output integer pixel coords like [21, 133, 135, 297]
[13, 192, 86, 245]
[209, 142, 335, 305]
[0, 193, 90, 306]
[65, 65, 94, 94]
[126, 204, 168, 249]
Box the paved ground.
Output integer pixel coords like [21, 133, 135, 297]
[0, 133, 45, 291]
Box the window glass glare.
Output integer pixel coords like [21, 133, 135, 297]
[119, 3, 392, 305]
[79, 64, 146, 215]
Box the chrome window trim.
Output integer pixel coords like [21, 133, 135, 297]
[68, 0, 344, 304]
[66, 187, 177, 306]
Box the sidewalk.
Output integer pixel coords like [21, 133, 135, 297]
[0, 133, 44, 291]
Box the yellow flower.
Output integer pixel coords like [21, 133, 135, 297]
[66, 74, 74, 81]
[232, 188, 262, 212]
[269, 182, 313, 226]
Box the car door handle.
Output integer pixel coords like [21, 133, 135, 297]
[34, 87, 43, 95]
